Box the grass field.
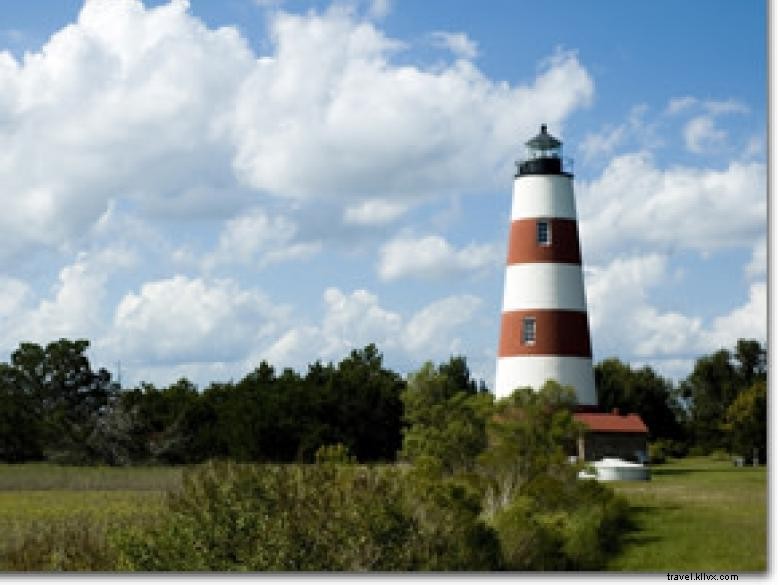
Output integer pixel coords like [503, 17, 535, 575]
[608, 457, 766, 572]
[0, 464, 182, 569]
[0, 458, 767, 571]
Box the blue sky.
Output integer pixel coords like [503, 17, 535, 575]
[0, 0, 766, 388]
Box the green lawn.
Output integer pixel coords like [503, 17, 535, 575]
[608, 457, 766, 572]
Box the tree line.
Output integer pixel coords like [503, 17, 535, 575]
[0, 337, 766, 465]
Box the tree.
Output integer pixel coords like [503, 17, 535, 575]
[9, 339, 114, 462]
[399, 360, 493, 473]
[734, 339, 766, 387]
[324, 344, 405, 462]
[479, 381, 581, 515]
[595, 358, 682, 440]
[681, 341, 766, 452]
[723, 379, 766, 462]
[0, 364, 44, 461]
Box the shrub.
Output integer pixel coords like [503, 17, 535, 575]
[709, 448, 731, 462]
[648, 440, 668, 464]
[491, 495, 562, 570]
[116, 461, 406, 570]
[402, 456, 501, 570]
[114, 459, 505, 571]
[314, 443, 356, 464]
[489, 473, 631, 570]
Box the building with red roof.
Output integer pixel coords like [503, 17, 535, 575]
[573, 408, 649, 462]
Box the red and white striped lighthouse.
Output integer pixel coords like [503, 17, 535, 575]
[495, 124, 596, 405]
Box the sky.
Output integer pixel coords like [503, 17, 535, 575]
[0, 0, 767, 390]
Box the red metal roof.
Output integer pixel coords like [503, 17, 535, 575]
[574, 411, 648, 434]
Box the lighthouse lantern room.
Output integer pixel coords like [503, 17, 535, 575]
[495, 124, 597, 406]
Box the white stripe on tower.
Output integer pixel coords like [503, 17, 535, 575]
[495, 124, 596, 406]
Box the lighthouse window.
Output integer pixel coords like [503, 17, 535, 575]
[523, 317, 536, 345]
[536, 220, 551, 245]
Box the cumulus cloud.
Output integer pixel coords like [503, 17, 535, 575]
[403, 294, 481, 354]
[0, 0, 593, 261]
[745, 239, 766, 278]
[578, 153, 766, 260]
[377, 234, 499, 281]
[0, 0, 254, 257]
[263, 288, 401, 367]
[230, 13, 593, 200]
[707, 281, 766, 349]
[586, 254, 766, 361]
[263, 287, 483, 371]
[203, 208, 321, 271]
[0, 247, 135, 352]
[107, 275, 288, 365]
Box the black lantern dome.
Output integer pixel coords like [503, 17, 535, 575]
[515, 124, 572, 177]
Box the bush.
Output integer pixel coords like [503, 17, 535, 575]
[115, 460, 421, 571]
[491, 495, 562, 570]
[648, 440, 670, 464]
[114, 459, 502, 571]
[490, 474, 631, 570]
[709, 448, 731, 462]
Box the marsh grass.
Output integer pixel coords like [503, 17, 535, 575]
[608, 457, 766, 572]
[0, 465, 178, 570]
[0, 464, 183, 491]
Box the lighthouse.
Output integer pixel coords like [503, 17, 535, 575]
[495, 124, 596, 406]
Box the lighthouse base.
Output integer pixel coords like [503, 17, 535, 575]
[494, 355, 596, 404]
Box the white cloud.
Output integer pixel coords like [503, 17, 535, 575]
[578, 104, 660, 162]
[203, 208, 321, 271]
[665, 96, 698, 115]
[683, 115, 727, 153]
[586, 254, 670, 350]
[0, 247, 135, 351]
[0, 0, 593, 265]
[367, 0, 391, 20]
[707, 281, 766, 349]
[108, 275, 288, 365]
[343, 198, 410, 225]
[230, 11, 593, 200]
[430, 31, 478, 59]
[745, 239, 766, 278]
[578, 153, 766, 260]
[263, 287, 483, 372]
[744, 134, 765, 159]
[579, 124, 626, 163]
[263, 287, 402, 367]
[666, 96, 748, 117]
[403, 294, 481, 354]
[0, 0, 255, 257]
[377, 234, 498, 281]
[0, 277, 31, 319]
[586, 254, 766, 360]
[703, 99, 749, 116]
